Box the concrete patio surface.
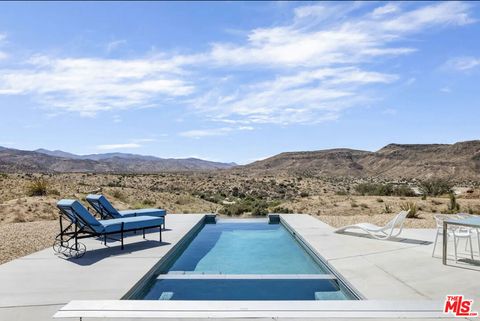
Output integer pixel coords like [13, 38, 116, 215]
[0, 214, 205, 321]
[0, 213, 479, 321]
[280, 214, 480, 302]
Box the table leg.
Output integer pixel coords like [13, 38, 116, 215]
[443, 221, 447, 265]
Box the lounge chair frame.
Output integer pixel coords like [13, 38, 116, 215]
[334, 211, 409, 240]
[53, 206, 162, 258]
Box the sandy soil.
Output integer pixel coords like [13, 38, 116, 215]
[0, 173, 478, 264]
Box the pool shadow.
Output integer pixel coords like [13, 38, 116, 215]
[58, 229, 171, 266]
[444, 258, 480, 272]
[338, 231, 433, 245]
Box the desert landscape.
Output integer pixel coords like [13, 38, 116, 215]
[1, 139, 480, 264]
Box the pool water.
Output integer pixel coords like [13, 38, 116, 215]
[130, 219, 358, 301]
[168, 221, 325, 274]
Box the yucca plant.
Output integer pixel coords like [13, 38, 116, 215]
[400, 201, 419, 218]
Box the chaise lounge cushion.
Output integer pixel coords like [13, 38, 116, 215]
[86, 194, 166, 219]
[98, 216, 164, 233]
[119, 208, 167, 218]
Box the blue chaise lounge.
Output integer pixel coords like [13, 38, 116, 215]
[55, 199, 164, 257]
[86, 194, 166, 228]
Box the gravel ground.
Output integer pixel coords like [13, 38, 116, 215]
[318, 212, 438, 229]
[0, 221, 57, 265]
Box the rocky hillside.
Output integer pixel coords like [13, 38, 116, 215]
[243, 140, 480, 180]
[0, 147, 236, 173]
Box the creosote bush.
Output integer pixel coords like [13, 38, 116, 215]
[354, 183, 415, 197]
[419, 179, 452, 197]
[26, 178, 49, 196]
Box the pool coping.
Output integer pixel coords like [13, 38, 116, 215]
[279, 215, 365, 300]
[54, 299, 452, 319]
[122, 215, 207, 299]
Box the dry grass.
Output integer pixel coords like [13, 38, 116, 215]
[0, 172, 479, 264]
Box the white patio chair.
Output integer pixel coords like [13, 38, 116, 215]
[334, 211, 409, 240]
[431, 214, 474, 260]
[456, 213, 480, 256]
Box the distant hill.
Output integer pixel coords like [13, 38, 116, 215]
[242, 140, 480, 180]
[0, 147, 237, 173]
[3, 141, 480, 179]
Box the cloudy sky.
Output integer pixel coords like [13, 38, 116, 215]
[0, 1, 479, 164]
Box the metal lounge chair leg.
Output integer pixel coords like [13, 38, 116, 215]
[143, 228, 145, 239]
[104, 233, 107, 245]
[432, 229, 440, 257]
[74, 222, 78, 251]
[453, 236, 458, 261]
[159, 226, 162, 243]
[469, 236, 474, 260]
[477, 231, 480, 257]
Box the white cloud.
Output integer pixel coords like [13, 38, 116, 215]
[189, 2, 473, 125]
[95, 138, 156, 150]
[0, 55, 194, 116]
[0, 33, 8, 60]
[207, 2, 471, 68]
[106, 39, 127, 53]
[193, 67, 396, 125]
[441, 87, 452, 93]
[371, 3, 400, 18]
[382, 108, 397, 115]
[0, 2, 474, 127]
[96, 143, 141, 150]
[180, 126, 253, 139]
[445, 56, 480, 71]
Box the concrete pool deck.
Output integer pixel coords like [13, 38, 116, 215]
[0, 213, 478, 320]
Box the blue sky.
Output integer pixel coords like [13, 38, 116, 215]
[0, 1, 479, 164]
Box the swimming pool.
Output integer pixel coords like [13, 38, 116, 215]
[127, 218, 360, 301]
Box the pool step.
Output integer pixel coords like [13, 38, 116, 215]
[158, 274, 337, 280]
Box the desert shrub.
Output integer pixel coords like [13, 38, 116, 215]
[350, 201, 358, 208]
[111, 190, 126, 202]
[335, 189, 348, 196]
[354, 183, 415, 197]
[383, 203, 393, 213]
[392, 185, 416, 197]
[174, 195, 191, 205]
[355, 183, 393, 196]
[400, 201, 419, 218]
[376, 198, 384, 203]
[299, 191, 309, 198]
[271, 206, 293, 214]
[419, 179, 452, 197]
[49, 189, 61, 196]
[142, 198, 156, 207]
[26, 178, 49, 196]
[446, 193, 460, 213]
[133, 199, 157, 209]
[219, 197, 270, 216]
[467, 206, 480, 215]
[359, 203, 368, 209]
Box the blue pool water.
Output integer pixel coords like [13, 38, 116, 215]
[131, 219, 358, 300]
[168, 221, 326, 274]
[143, 279, 350, 300]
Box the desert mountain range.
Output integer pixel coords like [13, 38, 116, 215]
[0, 140, 479, 180]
